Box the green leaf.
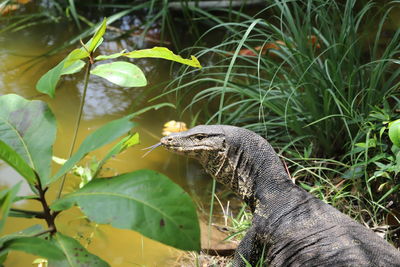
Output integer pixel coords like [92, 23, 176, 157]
[0, 253, 6, 265]
[67, 0, 81, 29]
[14, 195, 38, 202]
[389, 119, 400, 147]
[0, 184, 20, 232]
[124, 47, 202, 69]
[91, 61, 147, 87]
[355, 142, 367, 148]
[61, 60, 85, 75]
[0, 225, 44, 263]
[49, 233, 109, 267]
[95, 50, 126, 61]
[86, 18, 107, 53]
[0, 140, 35, 184]
[0, 94, 57, 185]
[342, 166, 364, 179]
[92, 37, 104, 52]
[379, 126, 387, 139]
[355, 139, 376, 149]
[8, 210, 43, 219]
[49, 116, 136, 185]
[63, 49, 89, 69]
[92, 133, 139, 178]
[36, 59, 65, 98]
[1, 237, 64, 260]
[299, 182, 313, 191]
[51, 170, 200, 251]
[36, 49, 88, 98]
[377, 184, 400, 204]
[0, 225, 44, 247]
[123, 132, 140, 148]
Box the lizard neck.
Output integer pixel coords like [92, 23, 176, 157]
[200, 134, 295, 212]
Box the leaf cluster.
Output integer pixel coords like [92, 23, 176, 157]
[0, 17, 202, 266]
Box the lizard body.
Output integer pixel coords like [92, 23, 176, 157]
[161, 125, 400, 266]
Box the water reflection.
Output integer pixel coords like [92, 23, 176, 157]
[0, 163, 34, 198]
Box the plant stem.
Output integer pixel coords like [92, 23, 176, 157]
[36, 180, 57, 234]
[57, 59, 92, 199]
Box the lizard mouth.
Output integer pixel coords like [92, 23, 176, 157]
[160, 139, 208, 152]
[160, 136, 219, 153]
[161, 144, 215, 154]
[161, 144, 182, 151]
[160, 137, 185, 152]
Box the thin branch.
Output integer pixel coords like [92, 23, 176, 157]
[35, 175, 57, 234]
[57, 57, 92, 199]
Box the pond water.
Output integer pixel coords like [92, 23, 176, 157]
[0, 21, 212, 266]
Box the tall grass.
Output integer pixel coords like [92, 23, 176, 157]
[162, 0, 400, 244]
[167, 0, 400, 156]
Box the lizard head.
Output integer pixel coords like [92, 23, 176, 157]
[161, 124, 290, 208]
[160, 125, 227, 162]
[161, 124, 265, 203]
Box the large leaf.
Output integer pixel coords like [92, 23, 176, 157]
[0, 183, 20, 232]
[0, 94, 56, 185]
[124, 47, 202, 68]
[48, 233, 109, 267]
[0, 237, 64, 260]
[0, 140, 35, 184]
[49, 116, 136, 185]
[389, 119, 400, 147]
[0, 225, 45, 263]
[51, 170, 200, 251]
[0, 223, 44, 263]
[91, 61, 147, 87]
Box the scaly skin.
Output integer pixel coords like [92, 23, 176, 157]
[161, 125, 400, 266]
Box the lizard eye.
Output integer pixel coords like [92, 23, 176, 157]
[194, 134, 206, 141]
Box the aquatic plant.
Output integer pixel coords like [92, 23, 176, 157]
[0, 18, 202, 266]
